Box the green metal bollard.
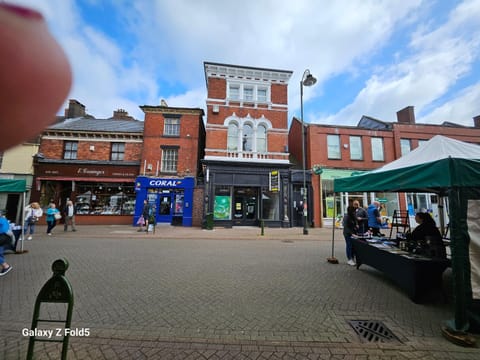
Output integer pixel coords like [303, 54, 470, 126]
[261, 219, 265, 236]
[27, 259, 74, 360]
[206, 213, 214, 230]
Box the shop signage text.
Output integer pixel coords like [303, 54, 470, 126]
[148, 179, 181, 187]
[36, 164, 137, 178]
[77, 168, 105, 176]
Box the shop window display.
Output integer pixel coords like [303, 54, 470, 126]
[261, 189, 279, 220]
[74, 183, 136, 215]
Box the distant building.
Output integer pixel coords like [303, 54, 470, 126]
[289, 106, 480, 227]
[134, 104, 205, 227]
[32, 100, 143, 225]
[0, 137, 40, 223]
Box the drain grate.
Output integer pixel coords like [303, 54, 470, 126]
[349, 320, 400, 343]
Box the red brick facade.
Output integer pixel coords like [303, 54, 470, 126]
[140, 106, 205, 178]
[289, 106, 480, 227]
[202, 62, 294, 227]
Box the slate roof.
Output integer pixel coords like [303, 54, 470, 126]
[47, 117, 144, 133]
[357, 115, 393, 130]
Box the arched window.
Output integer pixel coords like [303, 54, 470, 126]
[242, 124, 253, 151]
[227, 122, 239, 151]
[256, 124, 267, 153]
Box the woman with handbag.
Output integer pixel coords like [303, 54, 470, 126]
[23, 202, 43, 240]
[46, 202, 61, 236]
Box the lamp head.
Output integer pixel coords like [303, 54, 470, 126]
[303, 74, 317, 87]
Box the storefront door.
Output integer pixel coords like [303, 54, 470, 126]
[233, 187, 258, 225]
[158, 191, 172, 224]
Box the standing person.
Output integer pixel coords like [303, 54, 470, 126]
[0, 211, 13, 276]
[140, 199, 151, 232]
[353, 200, 368, 235]
[46, 203, 60, 236]
[342, 206, 358, 266]
[367, 201, 383, 236]
[24, 202, 43, 240]
[63, 200, 77, 232]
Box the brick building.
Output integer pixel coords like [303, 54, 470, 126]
[289, 106, 480, 227]
[202, 62, 293, 227]
[33, 100, 143, 225]
[134, 104, 205, 227]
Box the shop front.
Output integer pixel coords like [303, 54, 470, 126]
[33, 162, 138, 225]
[133, 176, 194, 227]
[203, 162, 290, 228]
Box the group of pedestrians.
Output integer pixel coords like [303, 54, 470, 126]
[0, 199, 78, 278]
[342, 200, 384, 266]
[23, 200, 77, 239]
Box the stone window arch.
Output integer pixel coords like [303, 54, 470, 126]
[256, 124, 267, 153]
[242, 123, 253, 151]
[227, 121, 239, 151]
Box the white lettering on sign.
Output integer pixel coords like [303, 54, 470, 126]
[77, 168, 105, 176]
[149, 179, 180, 187]
[112, 172, 135, 177]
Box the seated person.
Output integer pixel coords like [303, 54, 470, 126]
[411, 212, 446, 259]
[0, 211, 13, 276]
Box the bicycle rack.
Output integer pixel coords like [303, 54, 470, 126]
[26, 258, 74, 360]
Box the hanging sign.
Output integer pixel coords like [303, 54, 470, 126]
[269, 170, 279, 192]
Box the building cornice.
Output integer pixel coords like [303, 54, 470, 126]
[42, 132, 143, 142]
[140, 106, 205, 116]
[204, 62, 293, 85]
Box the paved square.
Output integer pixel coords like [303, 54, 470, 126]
[1, 226, 479, 359]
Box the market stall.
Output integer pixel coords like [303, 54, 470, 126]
[334, 135, 480, 338]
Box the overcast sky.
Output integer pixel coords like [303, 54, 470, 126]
[11, 0, 480, 126]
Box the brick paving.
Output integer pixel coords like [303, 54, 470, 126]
[1, 224, 479, 359]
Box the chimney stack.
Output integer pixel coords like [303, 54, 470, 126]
[474, 115, 480, 128]
[396, 106, 416, 124]
[112, 109, 133, 120]
[64, 99, 86, 118]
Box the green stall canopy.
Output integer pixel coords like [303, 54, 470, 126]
[334, 136, 480, 194]
[333, 135, 480, 335]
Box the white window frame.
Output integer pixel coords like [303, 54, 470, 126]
[371, 137, 385, 161]
[228, 84, 240, 100]
[161, 148, 178, 173]
[164, 118, 180, 136]
[227, 122, 239, 151]
[111, 142, 125, 161]
[400, 138, 411, 156]
[227, 81, 270, 103]
[327, 135, 341, 159]
[243, 86, 254, 102]
[64, 141, 78, 160]
[349, 136, 363, 160]
[257, 87, 267, 103]
[256, 124, 267, 153]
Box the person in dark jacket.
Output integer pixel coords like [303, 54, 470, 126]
[411, 212, 446, 258]
[342, 206, 358, 266]
[353, 200, 368, 234]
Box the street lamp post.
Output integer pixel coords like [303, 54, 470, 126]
[300, 69, 317, 235]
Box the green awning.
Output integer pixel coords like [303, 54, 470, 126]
[320, 168, 366, 181]
[0, 179, 26, 193]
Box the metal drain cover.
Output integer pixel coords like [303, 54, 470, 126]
[349, 320, 400, 343]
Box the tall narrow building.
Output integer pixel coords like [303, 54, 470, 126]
[203, 62, 293, 227]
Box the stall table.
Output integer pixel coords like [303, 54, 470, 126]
[352, 238, 450, 303]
